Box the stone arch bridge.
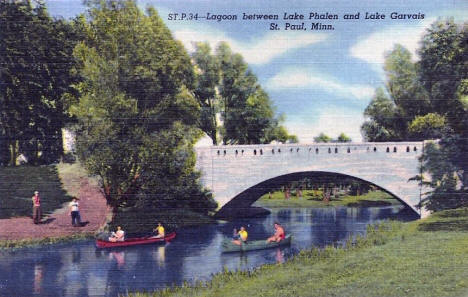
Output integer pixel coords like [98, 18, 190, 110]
[195, 142, 429, 219]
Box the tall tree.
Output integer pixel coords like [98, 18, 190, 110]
[213, 42, 294, 144]
[0, 1, 79, 165]
[361, 88, 400, 141]
[72, 0, 215, 213]
[360, 18, 468, 210]
[192, 42, 220, 145]
[418, 20, 468, 203]
[419, 19, 467, 131]
[384, 45, 431, 126]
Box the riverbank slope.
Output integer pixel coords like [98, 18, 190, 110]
[129, 207, 468, 297]
[0, 162, 215, 248]
[0, 163, 110, 247]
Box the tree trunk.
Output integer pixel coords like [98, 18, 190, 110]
[210, 128, 218, 145]
[462, 171, 468, 191]
[9, 139, 18, 166]
[210, 102, 218, 145]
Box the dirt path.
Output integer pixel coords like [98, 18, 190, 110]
[0, 178, 110, 240]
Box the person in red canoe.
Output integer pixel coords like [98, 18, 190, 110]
[151, 222, 165, 238]
[266, 222, 285, 243]
[109, 226, 125, 242]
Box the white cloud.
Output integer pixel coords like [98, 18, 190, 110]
[174, 27, 328, 65]
[286, 107, 365, 143]
[266, 68, 374, 100]
[350, 9, 468, 74]
[349, 18, 435, 70]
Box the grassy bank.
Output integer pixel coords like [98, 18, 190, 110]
[0, 165, 73, 219]
[0, 233, 93, 250]
[254, 190, 402, 208]
[127, 208, 468, 297]
[56, 161, 99, 197]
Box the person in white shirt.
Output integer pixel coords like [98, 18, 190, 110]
[69, 197, 82, 227]
[109, 226, 125, 242]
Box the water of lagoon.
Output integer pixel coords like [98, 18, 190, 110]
[0, 205, 416, 297]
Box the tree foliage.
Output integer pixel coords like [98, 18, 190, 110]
[408, 113, 446, 140]
[192, 42, 296, 145]
[0, 1, 79, 166]
[72, 0, 216, 214]
[336, 133, 352, 143]
[361, 18, 467, 210]
[192, 42, 221, 145]
[314, 132, 351, 143]
[313, 133, 332, 143]
[418, 20, 468, 210]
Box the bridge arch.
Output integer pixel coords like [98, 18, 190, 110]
[195, 142, 429, 219]
[214, 171, 414, 218]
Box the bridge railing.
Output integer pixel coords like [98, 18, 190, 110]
[195, 142, 424, 159]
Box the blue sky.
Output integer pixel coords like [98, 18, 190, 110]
[47, 0, 467, 143]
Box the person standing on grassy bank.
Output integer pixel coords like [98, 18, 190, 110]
[69, 198, 82, 227]
[32, 191, 41, 224]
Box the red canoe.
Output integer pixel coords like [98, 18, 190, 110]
[96, 232, 176, 248]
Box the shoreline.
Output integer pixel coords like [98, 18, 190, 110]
[0, 232, 94, 251]
[127, 207, 468, 297]
[254, 190, 403, 209]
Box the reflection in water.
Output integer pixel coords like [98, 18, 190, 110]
[275, 248, 285, 264]
[153, 245, 166, 267]
[33, 264, 43, 294]
[239, 254, 248, 267]
[109, 251, 125, 268]
[0, 205, 416, 297]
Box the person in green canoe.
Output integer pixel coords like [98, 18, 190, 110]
[267, 222, 285, 243]
[232, 226, 248, 245]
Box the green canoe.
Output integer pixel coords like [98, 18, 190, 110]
[222, 234, 292, 253]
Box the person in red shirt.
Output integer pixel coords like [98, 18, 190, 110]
[267, 222, 285, 243]
[32, 191, 42, 224]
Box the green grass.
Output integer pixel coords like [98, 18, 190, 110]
[126, 208, 468, 297]
[0, 233, 93, 250]
[56, 161, 99, 198]
[0, 165, 73, 219]
[418, 208, 468, 232]
[254, 190, 401, 208]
